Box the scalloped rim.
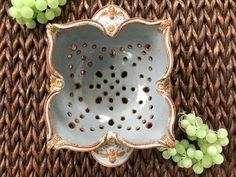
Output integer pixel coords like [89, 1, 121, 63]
[45, 5, 176, 152]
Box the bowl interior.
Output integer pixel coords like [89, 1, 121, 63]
[50, 23, 171, 147]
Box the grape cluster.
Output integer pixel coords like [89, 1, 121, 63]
[159, 113, 229, 174]
[8, 0, 67, 29]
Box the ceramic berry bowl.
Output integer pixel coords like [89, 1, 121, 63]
[45, 3, 176, 167]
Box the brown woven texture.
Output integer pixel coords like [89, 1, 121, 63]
[1, 0, 236, 176]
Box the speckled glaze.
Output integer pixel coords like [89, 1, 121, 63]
[45, 3, 176, 167]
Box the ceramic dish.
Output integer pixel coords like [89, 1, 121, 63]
[46, 3, 176, 167]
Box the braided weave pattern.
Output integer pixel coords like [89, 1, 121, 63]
[0, 0, 235, 176]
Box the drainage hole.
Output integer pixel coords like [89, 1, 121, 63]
[137, 56, 142, 60]
[80, 70, 86, 75]
[146, 122, 153, 129]
[148, 66, 152, 71]
[69, 64, 73, 69]
[87, 62, 93, 67]
[123, 56, 128, 62]
[138, 100, 143, 104]
[121, 97, 128, 104]
[96, 71, 103, 78]
[147, 77, 152, 82]
[85, 108, 90, 113]
[74, 83, 81, 89]
[110, 85, 114, 90]
[139, 74, 144, 78]
[136, 127, 140, 131]
[67, 54, 72, 59]
[68, 102, 72, 107]
[78, 97, 83, 102]
[68, 122, 76, 129]
[80, 128, 85, 132]
[127, 126, 131, 131]
[148, 56, 153, 61]
[70, 73, 74, 78]
[145, 44, 151, 50]
[137, 43, 142, 48]
[103, 79, 108, 84]
[90, 127, 95, 131]
[121, 116, 125, 121]
[81, 55, 86, 61]
[117, 124, 122, 129]
[69, 92, 74, 97]
[95, 115, 100, 120]
[150, 115, 154, 119]
[103, 91, 108, 96]
[82, 43, 87, 47]
[95, 97, 102, 104]
[109, 107, 114, 111]
[132, 109, 137, 114]
[131, 87, 135, 92]
[120, 47, 125, 52]
[116, 92, 120, 96]
[76, 50, 81, 54]
[99, 125, 104, 129]
[110, 65, 114, 70]
[149, 105, 153, 109]
[92, 44, 97, 49]
[89, 85, 94, 89]
[109, 98, 113, 103]
[137, 115, 142, 119]
[98, 55, 103, 60]
[108, 119, 114, 126]
[132, 62, 137, 67]
[142, 51, 146, 55]
[142, 119, 147, 124]
[96, 84, 101, 89]
[121, 71, 128, 78]
[149, 96, 152, 101]
[143, 87, 150, 93]
[111, 73, 115, 78]
[101, 47, 106, 52]
[116, 80, 120, 84]
[80, 114, 84, 119]
[128, 44, 133, 49]
[122, 86, 126, 91]
[74, 119, 80, 123]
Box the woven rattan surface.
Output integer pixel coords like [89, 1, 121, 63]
[1, 0, 236, 176]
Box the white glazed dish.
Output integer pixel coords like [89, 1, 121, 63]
[46, 4, 176, 167]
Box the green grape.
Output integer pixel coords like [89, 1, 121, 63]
[219, 137, 229, 146]
[186, 125, 196, 137]
[213, 154, 224, 165]
[199, 143, 210, 154]
[186, 113, 196, 124]
[175, 140, 180, 144]
[37, 13, 48, 24]
[193, 163, 204, 174]
[196, 128, 207, 139]
[11, 0, 24, 7]
[180, 119, 190, 129]
[188, 144, 196, 150]
[8, 6, 21, 18]
[207, 146, 217, 156]
[52, 7, 61, 17]
[182, 158, 192, 168]
[180, 139, 189, 148]
[194, 150, 203, 160]
[16, 18, 25, 25]
[217, 128, 228, 139]
[186, 147, 195, 158]
[206, 131, 217, 144]
[178, 160, 185, 168]
[213, 144, 222, 153]
[199, 124, 209, 132]
[45, 9, 55, 20]
[172, 155, 182, 163]
[162, 151, 171, 159]
[168, 148, 177, 156]
[157, 147, 167, 152]
[47, 0, 59, 8]
[188, 135, 197, 141]
[21, 7, 34, 19]
[24, 0, 35, 7]
[176, 144, 185, 154]
[196, 116, 203, 125]
[58, 0, 67, 6]
[25, 20, 36, 29]
[35, 0, 47, 11]
[201, 155, 213, 168]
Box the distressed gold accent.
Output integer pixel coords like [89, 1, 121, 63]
[159, 20, 171, 31]
[117, 11, 124, 17]
[107, 24, 115, 32]
[100, 149, 126, 163]
[50, 75, 63, 92]
[108, 6, 115, 19]
[100, 11, 108, 17]
[156, 77, 170, 94]
[47, 23, 59, 33]
[160, 135, 174, 148]
[47, 134, 62, 149]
